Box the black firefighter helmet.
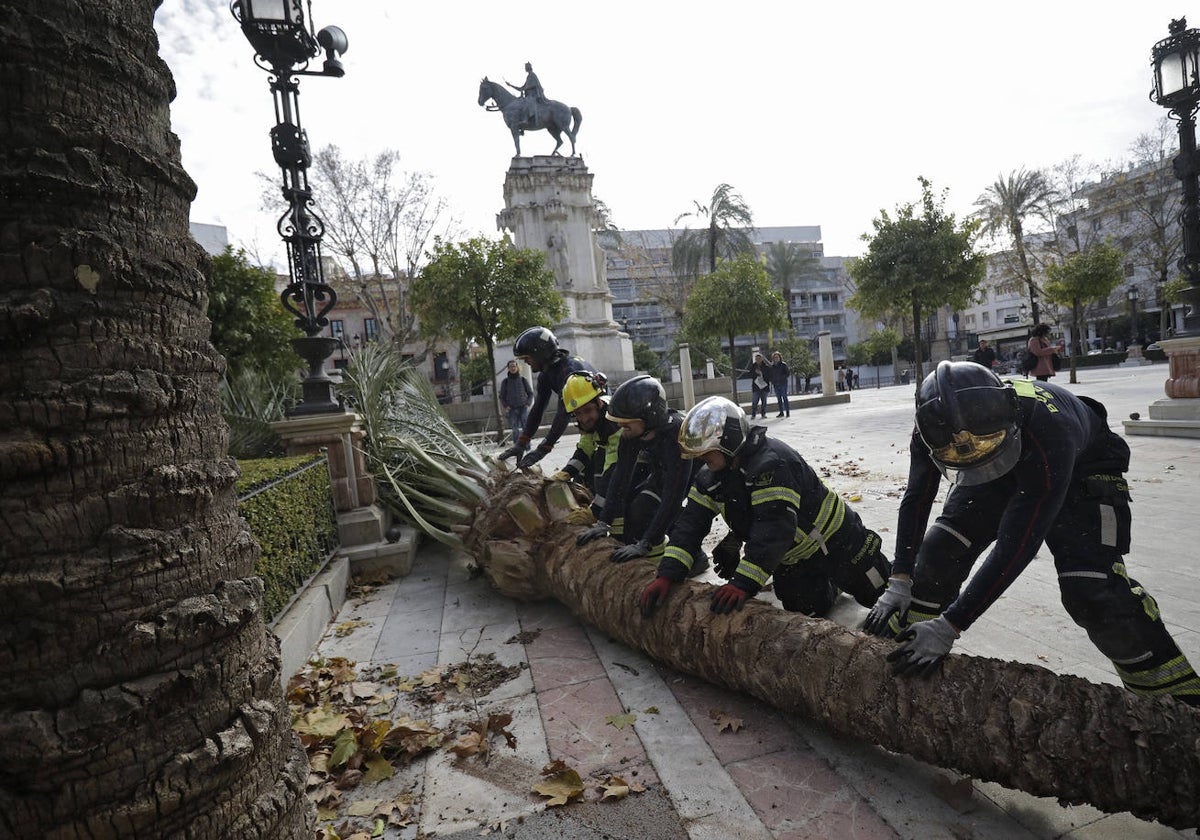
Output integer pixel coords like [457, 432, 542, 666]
[915, 361, 1021, 486]
[607, 374, 669, 432]
[513, 326, 560, 369]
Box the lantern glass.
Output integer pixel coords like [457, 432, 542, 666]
[244, 0, 295, 24]
[1159, 50, 1189, 98]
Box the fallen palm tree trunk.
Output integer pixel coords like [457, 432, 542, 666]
[466, 470, 1200, 829]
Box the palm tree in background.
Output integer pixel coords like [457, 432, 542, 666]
[974, 168, 1055, 324]
[766, 241, 822, 333]
[672, 183, 756, 276]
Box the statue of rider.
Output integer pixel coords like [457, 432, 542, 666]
[506, 62, 544, 128]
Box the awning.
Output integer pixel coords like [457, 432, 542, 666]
[977, 325, 1032, 341]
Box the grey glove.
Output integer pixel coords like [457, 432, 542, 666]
[862, 577, 912, 638]
[576, 522, 610, 546]
[518, 446, 550, 469]
[611, 540, 651, 564]
[498, 443, 528, 462]
[886, 615, 958, 679]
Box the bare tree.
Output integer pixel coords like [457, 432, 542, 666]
[308, 146, 457, 347]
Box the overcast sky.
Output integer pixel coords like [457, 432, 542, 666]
[156, 1, 1185, 265]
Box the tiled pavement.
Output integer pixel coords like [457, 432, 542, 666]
[311, 364, 1200, 840]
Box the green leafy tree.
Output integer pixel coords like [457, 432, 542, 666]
[683, 254, 788, 402]
[1043, 241, 1124, 382]
[409, 237, 566, 439]
[673, 183, 756, 276]
[765, 241, 821, 332]
[974, 168, 1055, 324]
[207, 246, 301, 382]
[671, 328, 730, 378]
[850, 178, 985, 382]
[632, 341, 663, 376]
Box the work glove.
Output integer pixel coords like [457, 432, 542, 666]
[564, 507, 596, 526]
[518, 445, 552, 469]
[498, 443, 528, 462]
[611, 539, 651, 564]
[639, 577, 674, 618]
[549, 470, 572, 482]
[576, 521, 610, 546]
[862, 577, 913, 638]
[886, 615, 958, 679]
[711, 583, 751, 614]
[712, 532, 742, 578]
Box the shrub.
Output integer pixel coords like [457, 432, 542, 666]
[237, 455, 339, 621]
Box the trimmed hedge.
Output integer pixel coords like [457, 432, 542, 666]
[237, 455, 339, 621]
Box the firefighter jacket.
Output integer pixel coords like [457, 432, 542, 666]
[895, 378, 1129, 632]
[560, 416, 621, 516]
[599, 411, 696, 547]
[659, 430, 852, 590]
[517, 350, 595, 451]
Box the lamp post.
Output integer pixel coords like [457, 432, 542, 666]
[1128, 286, 1140, 345]
[1151, 17, 1200, 337]
[231, 0, 349, 415]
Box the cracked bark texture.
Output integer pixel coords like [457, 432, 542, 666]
[0, 3, 312, 837]
[469, 470, 1200, 829]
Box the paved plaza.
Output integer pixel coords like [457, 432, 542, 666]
[312, 363, 1200, 839]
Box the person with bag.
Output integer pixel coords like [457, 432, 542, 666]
[1026, 323, 1063, 382]
[748, 352, 771, 420]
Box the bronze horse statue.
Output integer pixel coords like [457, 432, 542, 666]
[478, 77, 582, 157]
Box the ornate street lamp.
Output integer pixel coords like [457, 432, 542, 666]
[231, 0, 349, 414]
[1151, 17, 1200, 336]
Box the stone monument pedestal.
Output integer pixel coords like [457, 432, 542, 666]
[270, 412, 417, 576]
[1124, 335, 1200, 438]
[497, 155, 635, 380]
[1120, 344, 1152, 367]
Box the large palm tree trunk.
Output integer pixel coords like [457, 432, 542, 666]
[0, 3, 311, 837]
[471, 471, 1200, 829]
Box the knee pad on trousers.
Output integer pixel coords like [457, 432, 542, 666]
[1059, 571, 1158, 663]
[774, 564, 838, 617]
[831, 529, 891, 608]
[910, 520, 984, 608]
[621, 490, 661, 544]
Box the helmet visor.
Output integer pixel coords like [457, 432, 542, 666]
[931, 427, 1021, 486]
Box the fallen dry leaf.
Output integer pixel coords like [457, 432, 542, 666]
[600, 776, 631, 801]
[709, 709, 744, 733]
[605, 712, 637, 730]
[533, 765, 585, 807]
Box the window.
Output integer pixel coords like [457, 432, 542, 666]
[1124, 263, 1136, 277]
[364, 318, 378, 341]
[1091, 217, 1102, 232]
[329, 319, 345, 341]
[1119, 209, 1131, 224]
[433, 351, 450, 382]
[982, 311, 991, 326]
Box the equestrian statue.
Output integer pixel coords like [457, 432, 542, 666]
[478, 62, 582, 157]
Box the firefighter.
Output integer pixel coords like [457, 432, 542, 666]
[865, 361, 1200, 705]
[498, 326, 595, 469]
[576, 375, 700, 567]
[550, 371, 620, 526]
[638, 396, 891, 618]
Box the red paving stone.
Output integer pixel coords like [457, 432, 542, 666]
[536, 676, 658, 784]
[522, 621, 610, 691]
[725, 748, 897, 840]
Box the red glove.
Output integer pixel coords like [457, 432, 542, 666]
[639, 577, 674, 618]
[711, 583, 750, 614]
